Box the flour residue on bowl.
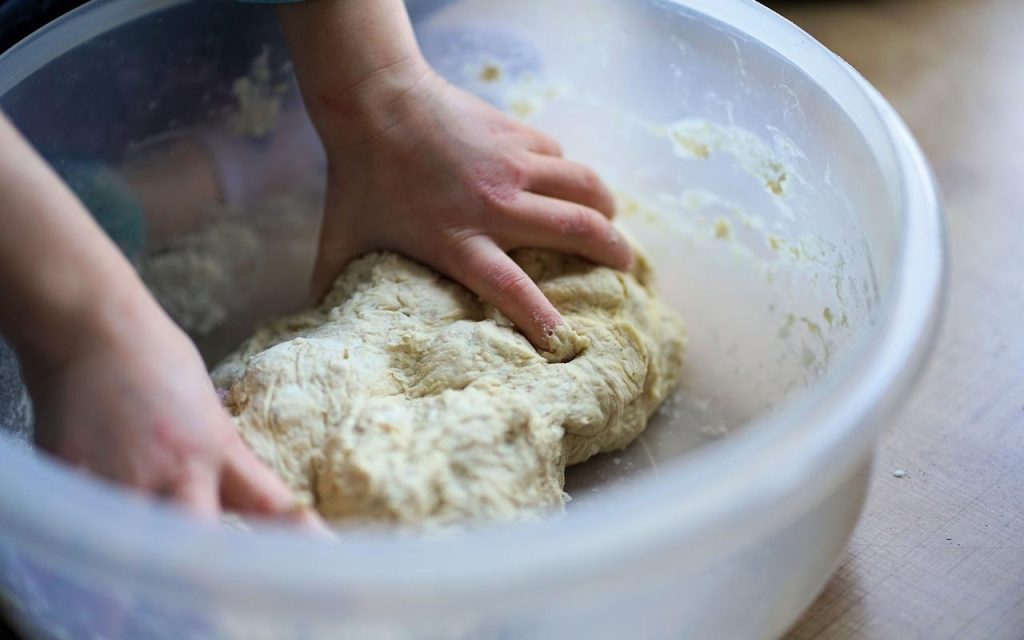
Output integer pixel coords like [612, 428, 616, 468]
[663, 118, 794, 199]
[228, 47, 291, 137]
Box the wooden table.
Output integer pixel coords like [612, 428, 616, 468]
[763, 1, 1024, 638]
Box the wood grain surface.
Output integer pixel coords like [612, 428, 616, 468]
[765, 1, 1024, 638]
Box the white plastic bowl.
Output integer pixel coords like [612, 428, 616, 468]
[0, 1, 945, 638]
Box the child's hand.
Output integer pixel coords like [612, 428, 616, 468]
[309, 68, 633, 349]
[280, 0, 632, 350]
[26, 296, 314, 524]
[0, 113, 320, 524]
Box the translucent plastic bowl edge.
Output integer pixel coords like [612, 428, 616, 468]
[0, 0, 947, 611]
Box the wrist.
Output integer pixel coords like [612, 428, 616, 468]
[0, 114, 178, 378]
[278, 0, 433, 149]
[16, 262, 167, 374]
[308, 58, 436, 151]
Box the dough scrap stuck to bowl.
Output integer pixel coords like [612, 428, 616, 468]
[212, 248, 686, 526]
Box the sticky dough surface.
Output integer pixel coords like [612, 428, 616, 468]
[213, 249, 685, 526]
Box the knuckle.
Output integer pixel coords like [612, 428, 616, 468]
[153, 416, 202, 455]
[487, 266, 532, 302]
[439, 232, 485, 279]
[151, 466, 189, 498]
[503, 157, 530, 191]
[468, 158, 526, 206]
[580, 167, 602, 192]
[505, 159, 529, 190]
[136, 447, 196, 493]
[558, 207, 599, 237]
[532, 130, 561, 154]
[445, 229, 481, 262]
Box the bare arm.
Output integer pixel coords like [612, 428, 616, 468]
[0, 113, 316, 525]
[0, 114, 139, 362]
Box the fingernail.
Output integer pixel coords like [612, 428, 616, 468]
[539, 313, 564, 344]
[611, 229, 635, 270]
[539, 319, 583, 363]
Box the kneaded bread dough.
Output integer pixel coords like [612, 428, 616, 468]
[212, 249, 685, 526]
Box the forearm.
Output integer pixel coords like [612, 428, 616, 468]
[0, 114, 157, 364]
[277, 0, 430, 148]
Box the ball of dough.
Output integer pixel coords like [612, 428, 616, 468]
[213, 249, 685, 527]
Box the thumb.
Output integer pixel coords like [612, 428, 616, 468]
[220, 435, 302, 516]
[311, 197, 360, 302]
[168, 462, 220, 520]
[220, 441, 332, 535]
[219, 434, 332, 533]
[311, 245, 349, 303]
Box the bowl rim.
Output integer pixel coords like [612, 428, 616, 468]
[0, 0, 947, 606]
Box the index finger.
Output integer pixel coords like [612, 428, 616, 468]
[220, 434, 328, 532]
[444, 236, 567, 355]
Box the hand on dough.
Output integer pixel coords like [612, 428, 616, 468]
[27, 297, 321, 528]
[281, 0, 633, 351]
[0, 113, 323, 527]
